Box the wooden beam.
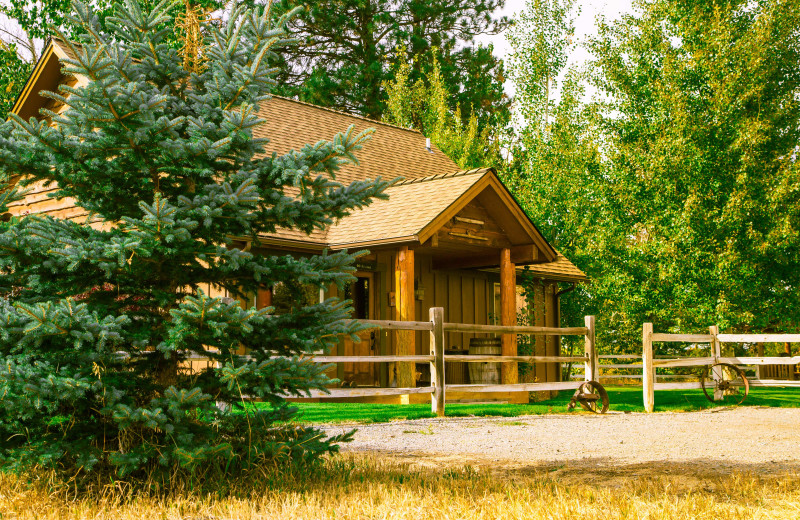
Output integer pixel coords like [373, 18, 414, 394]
[500, 248, 518, 384]
[430, 244, 541, 272]
[510, 244, 538, 264]
[394, 246, 416, 388]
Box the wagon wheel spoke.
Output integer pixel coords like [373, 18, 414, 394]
[569, 381, 610, 414]
[700, 363, 749, 405]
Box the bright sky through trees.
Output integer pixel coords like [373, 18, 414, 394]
[478, 0, 634, 96]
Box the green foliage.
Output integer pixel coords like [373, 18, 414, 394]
[585, 0, 800, 343]
[508, 0, 800, 354]
[506, 0, 576, 140]
[383, 51, 501, 169]
[269, 0, 510, 127]
[504, 0, 601, 353]
[0, 43, 32, 119]
[0, 0, 392, 477]
[268, 387, 800, 423]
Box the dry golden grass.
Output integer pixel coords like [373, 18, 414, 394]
[1, 454, 799, 519]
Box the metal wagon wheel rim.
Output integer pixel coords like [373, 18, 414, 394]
[700, 362, 750, 405]
[570, 381, 610, 414]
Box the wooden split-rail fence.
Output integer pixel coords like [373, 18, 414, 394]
[641, 324, 800, 412]
[298, 307, 599, 417]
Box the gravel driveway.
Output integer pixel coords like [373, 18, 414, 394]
[323, 407, 800, 475]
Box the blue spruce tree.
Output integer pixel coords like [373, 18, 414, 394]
[0, 0, 391, 476]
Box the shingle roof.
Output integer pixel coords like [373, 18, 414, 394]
[9, 43, 587, 282]
[525, 252, 587, 281]
[325, 169, 488, 247]
[255, 97, 460, 185]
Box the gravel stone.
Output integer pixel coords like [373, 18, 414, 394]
[322, 407, 800, 474]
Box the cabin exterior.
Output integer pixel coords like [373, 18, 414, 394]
[9, 40, 587, 403]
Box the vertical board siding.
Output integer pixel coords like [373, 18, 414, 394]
[533, 280, 546, 389]
[544, 282, 558, 384]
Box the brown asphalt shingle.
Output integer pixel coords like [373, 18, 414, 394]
[11, 44, 586, 281]
[255, 97, 460, 186]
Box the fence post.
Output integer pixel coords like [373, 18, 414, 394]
[584, 316, 597, 382]
[430, 307, 446, 417]
[642, 322, 655, 413]
[709, 325, 722, 401]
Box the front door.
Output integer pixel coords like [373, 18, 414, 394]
[342, 272, 378, 386]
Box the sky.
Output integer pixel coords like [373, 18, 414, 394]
[477, 0, 635, 96]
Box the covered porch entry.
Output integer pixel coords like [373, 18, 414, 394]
[321, 168, 571, 401]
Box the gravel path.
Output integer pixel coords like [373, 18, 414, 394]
[323, 407, 800, 475]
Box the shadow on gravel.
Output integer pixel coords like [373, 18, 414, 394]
[382, 453, 800, 485]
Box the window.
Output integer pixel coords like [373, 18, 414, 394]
[492, 283, 526, 324]
[344, 276, 370, 319]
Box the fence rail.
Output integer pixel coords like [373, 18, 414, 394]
[286, 308, 598, 416]
[642, 323, 800, 412]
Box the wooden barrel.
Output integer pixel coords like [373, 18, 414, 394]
[468, 337, 501, 384]
[445, 349, 469, 384]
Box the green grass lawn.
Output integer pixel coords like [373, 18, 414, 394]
[281, 386, 800, 424]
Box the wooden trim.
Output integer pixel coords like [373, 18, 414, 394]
[442, 323, 588, 335]
[436, 245, 541, 271]
[11, 42, 55, 118]
[328, 235, 419, 250]
[254, 236, 327, 252]
[416, 172, 557, 262]
[510, 244, 539, 264]
[432, 254, 498, 271]
[417, 173, 494, 244]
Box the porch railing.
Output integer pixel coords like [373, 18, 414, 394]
[297, 307, 597, 417]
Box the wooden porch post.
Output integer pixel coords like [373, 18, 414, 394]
[395, 246, 416, 388]
[500, 248, 518, 384]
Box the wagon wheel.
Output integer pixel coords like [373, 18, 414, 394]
[568, 381, 610, 414]
[700, 363, 749, 405]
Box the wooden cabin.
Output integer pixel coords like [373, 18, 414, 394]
[9, 40, 587, 403]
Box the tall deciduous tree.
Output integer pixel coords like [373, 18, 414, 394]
[383, 51, 502, 169]
[0, 0, 391, 476]
[269, 0, 510, 127]
[504, 0, 602, 351]
[587, 0, 800, 342]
